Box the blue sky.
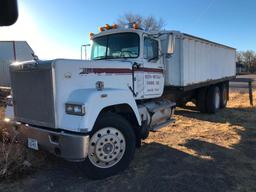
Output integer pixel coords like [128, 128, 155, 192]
[1, 0, 256, 59]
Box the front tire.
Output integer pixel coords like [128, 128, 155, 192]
[84, 113, 136, 179]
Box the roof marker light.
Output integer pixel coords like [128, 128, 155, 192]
[89, 32, 94, 40]
[133, 23, 139, 29]
[112, 24, 117, 29]
[105, 24, 110, 30]
[99, 26, 104, 32]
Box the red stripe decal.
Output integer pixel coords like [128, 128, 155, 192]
[134, 68, 163, 73]
[80, 68, 132, 74]
[79, 68, 163, 75]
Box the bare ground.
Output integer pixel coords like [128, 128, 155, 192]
[0, 91, 256, 192]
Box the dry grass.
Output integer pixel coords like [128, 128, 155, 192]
[141, 91, 256, 191]
[146, 91, 256, 156]
[0, 108, 46, 179]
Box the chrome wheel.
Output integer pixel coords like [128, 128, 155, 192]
[88, 127, 126, 168]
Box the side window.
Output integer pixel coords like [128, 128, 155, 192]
[144, 37, 159, 62]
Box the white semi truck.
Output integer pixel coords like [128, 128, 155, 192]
[5, 24, 236, 179]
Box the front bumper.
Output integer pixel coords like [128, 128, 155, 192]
[12, 124, 90, 161]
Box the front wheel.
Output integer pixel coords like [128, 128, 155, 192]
[84, 113, 136, 179]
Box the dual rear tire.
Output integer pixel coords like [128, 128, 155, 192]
[196, 82, 228, 113]
[206, 86, 221, 113]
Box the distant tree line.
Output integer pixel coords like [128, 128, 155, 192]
[237, 50, 256, 73]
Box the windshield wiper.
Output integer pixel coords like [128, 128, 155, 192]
[93, 56, 106, 60]
[94, 56, 133, 60]
[105, 56, 128, 60]
[93, 56, 118, 60]
[105, 56, 118, 59]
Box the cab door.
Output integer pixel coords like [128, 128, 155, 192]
[142, 36, 164, 98]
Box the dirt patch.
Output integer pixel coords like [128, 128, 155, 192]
[0, 91, 256, 192]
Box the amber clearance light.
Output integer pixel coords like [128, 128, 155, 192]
[133, 23, 139, 29]
[99, 23, 118, 32]
[105, 24, 110, 30]
[99, 26, 104, 32]
[112, 24, 117, 29]
[89, 32, 94, 40]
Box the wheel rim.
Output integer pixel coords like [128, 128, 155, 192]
[215, 88, 220, 109]
[88, 127, 126, 168]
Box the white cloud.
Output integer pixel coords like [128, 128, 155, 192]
[0, 3, 79, 60]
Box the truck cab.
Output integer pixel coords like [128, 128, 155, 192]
[89, 27, 170, 99]
[5, 24, 176, 179]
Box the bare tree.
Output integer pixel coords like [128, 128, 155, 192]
[117, 13, 165, 31]
[252, 54, 256, 72]
[117, 13, 143, 27]
[236, 51, 243, 64]
[143, 16, 165, 31]
[242, 50, 255, 72]
[237, 50, 256, 73]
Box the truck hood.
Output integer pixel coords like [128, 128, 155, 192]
[76, 59, 133, 75]
[9, 59, 135, 129]
[52, 58, 133, 86]
[10, 58, 134, 89]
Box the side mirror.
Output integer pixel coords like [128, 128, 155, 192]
[0, 0, 18, 26]
[81, 44, 91, 60]
[167, 35, 175, 55]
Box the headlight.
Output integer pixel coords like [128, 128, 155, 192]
[4, 118, 11, 123]
[65, 103, 85, 116]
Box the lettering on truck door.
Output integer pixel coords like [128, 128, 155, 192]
[142, 36, 164, 97]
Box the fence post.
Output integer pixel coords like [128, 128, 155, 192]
[248, 81, 253, 106]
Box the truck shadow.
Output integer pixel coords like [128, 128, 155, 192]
[173, 106, 256, 189]
[17, 131, 256, 192]
[175, 106, 256, 161]
[16, 142, 238, 192]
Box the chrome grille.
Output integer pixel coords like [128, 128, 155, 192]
[10, 61, 55, 128]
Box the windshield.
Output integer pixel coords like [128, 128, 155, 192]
[91, 33, 139, 60]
